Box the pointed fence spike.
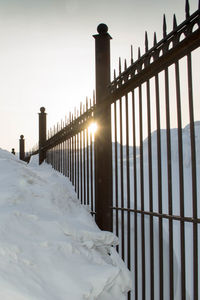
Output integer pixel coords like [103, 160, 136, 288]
[163, 14, 167, 37]
[80, 102, 82, 115]
[154, 32, 157, 46]
[119, 57, 122, 74]
[93, 90, 95, 106]
[86, 97, 88, 110]
[131, 45, 134, 64]
[138, 47, 141, 59]
[114, 69, 116, 80]
[173, 14, 177, 29]
[89, 98, 92, 108]
[145, 31, 148, 52]
[185, 0, 190, 18]
[124, 59, 127, 70]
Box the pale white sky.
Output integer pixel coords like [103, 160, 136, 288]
[0, 0, 198, 152]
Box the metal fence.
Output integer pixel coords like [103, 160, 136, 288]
[21, 1, 200, 299]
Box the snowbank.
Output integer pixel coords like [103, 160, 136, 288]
[0, 149, 132, 300]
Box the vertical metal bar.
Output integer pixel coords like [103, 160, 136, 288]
[119, 96, 125, 260]
[80, 131, 83, 204]
[90, 131, 94, 212]
[132, 90, 138, 300]
[61, 142, 63, 175]
[57, 144, 59, 172]
[175, 61, 186, 300]
[77, 133, 80, 199]
[87, 128, 90, 206]
[60, 143, 62, 173]
[165, 67, 174, 300]
[72, 136, 74, 185]
[114, 101, 119, 252]
[55, 145, 57, 170]
[55, 145, 58, 171]
[187, 52, 198, 300]
[58, 144, 61, 172]
[53, 147, 56, 170]
[74, 136, 76, 191]
[93, 132, 96, 213]
[139, 85, 145, 300]
[83, 129, 86, 205]
[58, 143, 60, 173]
[125, 93, 131, 300]
[146, 79, 154, 300]
[67, 139, 69, 177]
[69, 138, 71, 179]
[50, 148, 52, 167]
[52, 147, 54, 169]
[63, 141, 65, 176]
[54, 146, 56, 170]
[65, 140, 67, 177]
[155, 74, 163, 300]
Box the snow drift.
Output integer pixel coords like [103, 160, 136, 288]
[0, 149, 132, 300]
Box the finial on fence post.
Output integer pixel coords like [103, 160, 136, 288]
[93, 23, 112, 101]
[19, 135, 25, 161]
[93, 23, 112, 231]
[39, 107, 47, 165]
[11, 148, 15, 155]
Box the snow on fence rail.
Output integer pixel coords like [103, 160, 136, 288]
[17, 1, 200, 299]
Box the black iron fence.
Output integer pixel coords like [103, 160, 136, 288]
[18, 1, 200, 299]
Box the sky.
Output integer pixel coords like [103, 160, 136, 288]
[0, 0, 199, 152]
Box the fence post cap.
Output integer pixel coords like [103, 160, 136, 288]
[20, 135, 24, 139]
[40, 107, 45, 113]
[97, 23, 108, 34]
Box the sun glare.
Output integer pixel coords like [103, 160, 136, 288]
[88, 122, 98, 135]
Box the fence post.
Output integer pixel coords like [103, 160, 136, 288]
[93, 24, 113, 231]
[39, 107, 47, 165]
[19, 135, 25, 161]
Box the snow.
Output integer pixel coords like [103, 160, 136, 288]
[0, 149, 132, 300]
[112, 122, 200, 300]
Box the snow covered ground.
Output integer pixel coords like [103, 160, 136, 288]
[0, 149, 132, 300]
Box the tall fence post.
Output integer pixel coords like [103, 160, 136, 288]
[19, 135, 25, 161]
[93, 24, 113, 231]
[39, 107, 47, 165]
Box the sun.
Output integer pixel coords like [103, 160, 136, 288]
[88, 122, 98, 135]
